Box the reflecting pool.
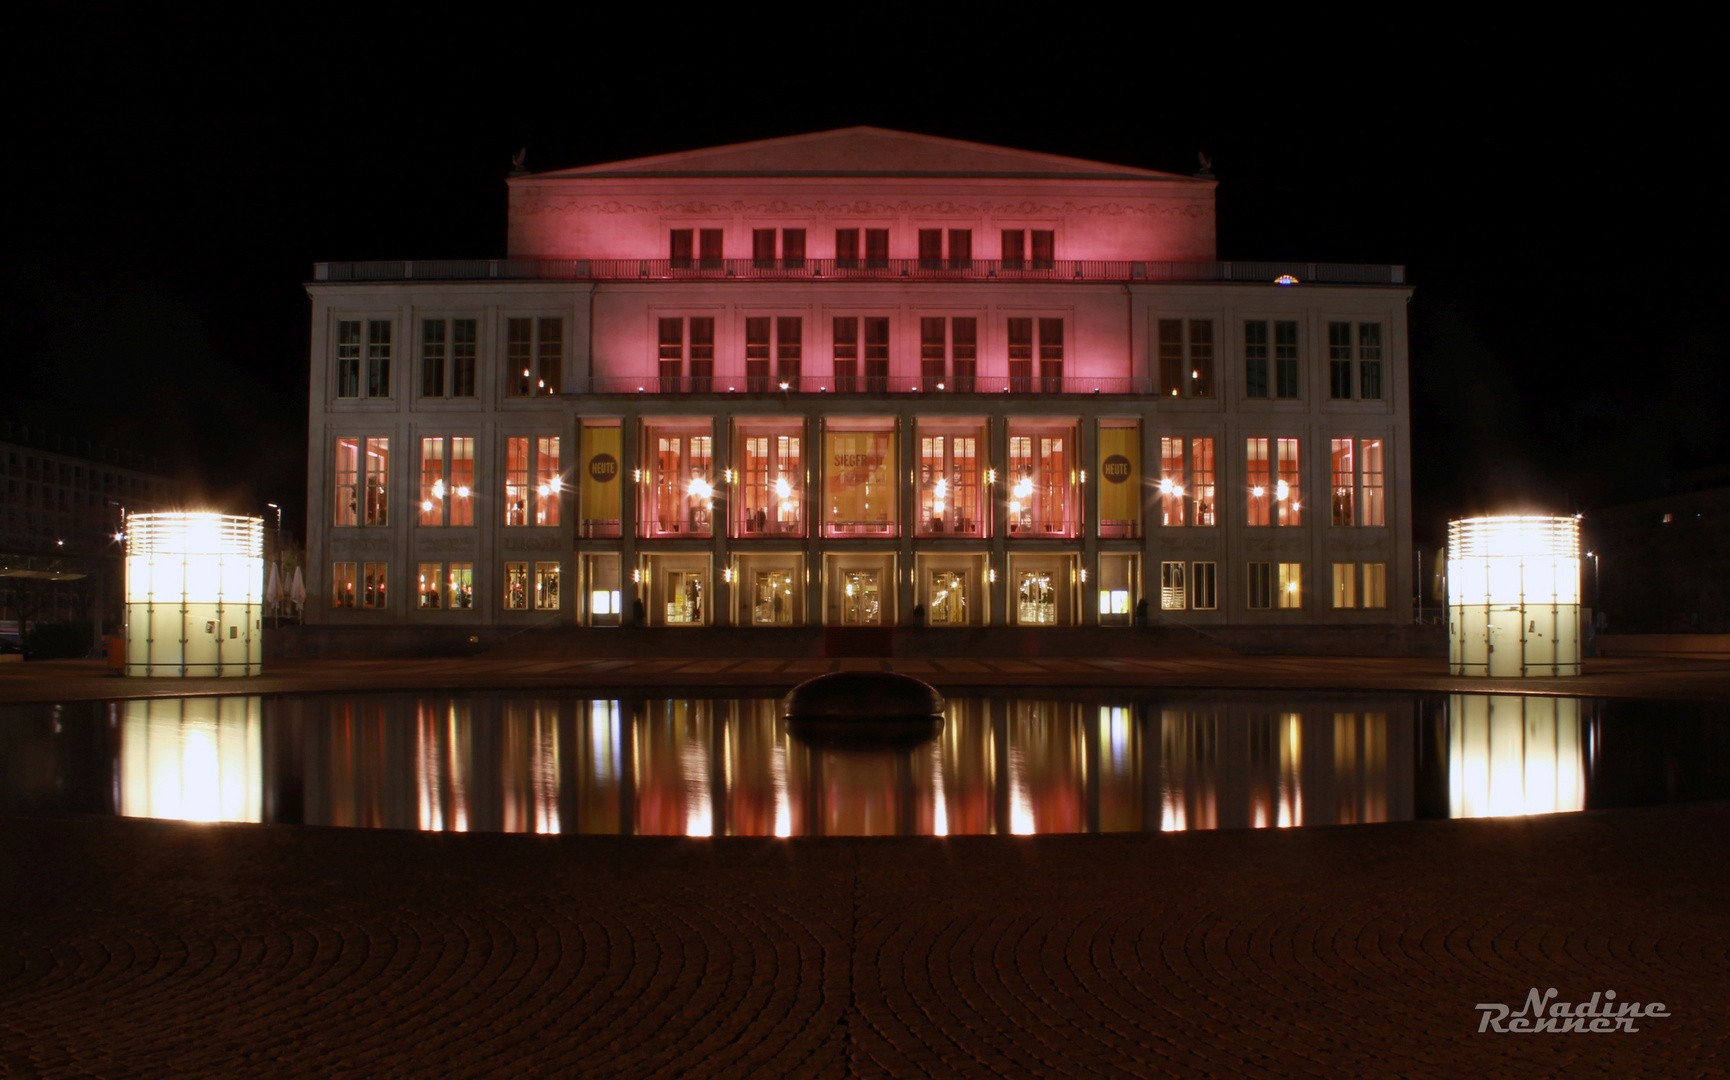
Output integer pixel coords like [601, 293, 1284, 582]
[3, 692, 1726, 836]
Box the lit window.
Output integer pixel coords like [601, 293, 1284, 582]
[1161, 561, 1187, 610]
[504, 562, 528, 610]
[1158, 319, 1214, 398]
[1191, 562, 1218, 610]
[824, 420, 896, 537]
[506, 317, 563, 396]
[643, 425, 713, 538]
[335, 437, 389, 527]
[362, 562, 388, 609]
[534, 562, 561, 610]
[332, 562, 356, 609]
[737, 424, 804, 537]
[503, 436, 561, 527]
[1333, 563, 1359, 608]
[918, 425, 984, 537]
[1363, 563, 1387, 608]
[1277, 563, 1303, 609]
[1008, 422, 1077, 538]
[1017, 570, 1056, 624]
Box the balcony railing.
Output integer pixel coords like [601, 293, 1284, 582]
[571, 375, 1154, 395]
[314, 258, 1405, 286]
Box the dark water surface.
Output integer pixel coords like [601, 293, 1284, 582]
[3, 692, 1727, 836]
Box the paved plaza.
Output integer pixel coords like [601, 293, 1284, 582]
[3, 653, 1728, 1076]
[3, 803, 1726, 1077]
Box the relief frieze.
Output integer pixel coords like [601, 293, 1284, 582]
[502, 534, 567, 552]
[418, 536, 475, 553]
[516, 198, 1213, 221]
[331, 537, 392, 555]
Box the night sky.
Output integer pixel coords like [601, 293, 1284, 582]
[7, 13, 1724, 550]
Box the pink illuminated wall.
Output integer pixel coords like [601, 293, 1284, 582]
[507, 127, 1216, 263]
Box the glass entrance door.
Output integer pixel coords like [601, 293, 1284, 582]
[666, 570, 705, 624]
[929, 571, 967, 625]
[753, 571, 795, 625]
[1017, 570, 1056, 624]
[842, 571, 881, 625]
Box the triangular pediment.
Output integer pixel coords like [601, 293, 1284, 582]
[531, 127, 1192, 181]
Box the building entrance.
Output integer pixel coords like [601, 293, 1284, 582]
[842, 571, 881, 625]
[929, 571, 967, 625]
[665, 570, 705, 624]
[1018, 570, 1056, 624]
[753, 571, 795, 625]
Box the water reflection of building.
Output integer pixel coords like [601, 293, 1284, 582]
[27, 691, 1634, 833]
[118, 697, 262, 823]
[1447, 694, 1586, 818]
[240, 695, 1420, 836]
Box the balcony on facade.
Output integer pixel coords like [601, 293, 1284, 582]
[313, 258, 1405, 286]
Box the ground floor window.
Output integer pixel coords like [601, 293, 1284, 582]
[753, 570, 796, 624]
[583, 553, 621, 626]
[915, 553, 986, 627]
[1097, 552, 1138, 626]
[666, 570, 705, 624]
[842, 570, 881, 625]
[1018, 570, 1056, 624]
[535, 562, 561, 610]
[505, 562, 529, 610]
[1160, 561, 1187, 610]
[929, 571, 967, 624]
[1333, 562, 1387, 609]
[1277, 563, 1303, 609]
[332, 562, 356, 609]
[1191, 562, 1217, 610]
[822, 553, 895, 626]
[417, 561, 474, 609]
[331, 561, 388, 609]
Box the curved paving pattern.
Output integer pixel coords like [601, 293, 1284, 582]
[3, 805, 1727, 1077]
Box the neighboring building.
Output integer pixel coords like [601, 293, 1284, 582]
[1589, 464, 1730, 633]
[0, 421, 184, 634]
[303, 128, 1412, 643]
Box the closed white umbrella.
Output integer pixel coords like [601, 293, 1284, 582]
[265, 562, 283, 615]
[289, 566, 306, 617]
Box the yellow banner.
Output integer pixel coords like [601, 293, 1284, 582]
[1098, 426, 1140, 522]
[580, 426, 621, 523]
[824, 429, 896, 529]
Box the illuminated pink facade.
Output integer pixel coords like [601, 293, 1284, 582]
[305, 128, 1413, 640]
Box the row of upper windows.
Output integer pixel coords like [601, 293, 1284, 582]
[325, 558, 1390, 617]
[335, 316, 1388, 403]
[669, 227, 1056, 267]
[3, 452, 170, 496]
[330, 431, 1386, 537]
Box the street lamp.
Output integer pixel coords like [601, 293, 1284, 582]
[266, 503, 282, 628]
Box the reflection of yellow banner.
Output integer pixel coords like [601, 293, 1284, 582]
[824, 431, 895, 523]
[580, 426, 621, 522]
[1098, 427, 1139, 521]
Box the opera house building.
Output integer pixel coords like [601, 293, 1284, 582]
[303, 128, 1411, 651]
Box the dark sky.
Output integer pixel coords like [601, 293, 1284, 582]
[6, 11, 1724, 548]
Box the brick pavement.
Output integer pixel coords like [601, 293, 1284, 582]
[2, 805, 1726, 1077]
